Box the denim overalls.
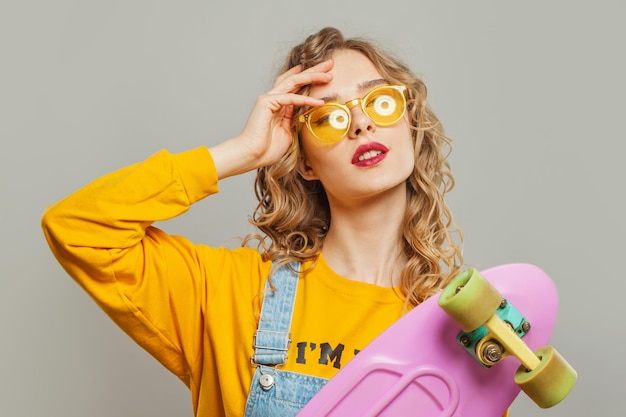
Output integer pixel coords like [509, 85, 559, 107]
[244, 263, 328, 416]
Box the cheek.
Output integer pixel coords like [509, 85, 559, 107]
[396, 120, 416, 151]
[300, 130, 341, 165]
[396, 124, 417, 172]
[301, 128, 339, 152]
[299, 137, 337, 181]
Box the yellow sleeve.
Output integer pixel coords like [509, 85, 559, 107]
[41, 147, 220, 384]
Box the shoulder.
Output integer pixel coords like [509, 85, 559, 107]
[196, 245, 272, 295]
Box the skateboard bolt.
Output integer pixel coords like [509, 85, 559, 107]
[460, 336, 471, 346]
[482, 342, 503, 364]
[499, 299, 507, 308]
[522, 321, 531, 332]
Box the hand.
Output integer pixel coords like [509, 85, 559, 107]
[210, 60, 333, 179]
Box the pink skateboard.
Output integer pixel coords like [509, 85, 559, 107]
[298, 264, 576, 417]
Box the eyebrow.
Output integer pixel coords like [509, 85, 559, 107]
[319, 78, 389, 103]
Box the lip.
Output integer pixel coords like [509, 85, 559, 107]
[351, 142, 389, 167]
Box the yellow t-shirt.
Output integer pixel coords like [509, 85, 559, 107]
[42, 147, 406, 416]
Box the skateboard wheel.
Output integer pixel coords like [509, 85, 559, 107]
[438, 268, 502, 332]
[514, 346, 577, 408]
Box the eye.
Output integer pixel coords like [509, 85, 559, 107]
[313, 108, 349, 130]
[327, 109, 349, 130]
[371, 94, 397, 117]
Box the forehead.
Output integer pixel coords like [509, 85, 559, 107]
[308, 49, 385, 100]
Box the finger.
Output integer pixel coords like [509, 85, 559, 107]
[273, 64, 304, 87]
[281, 104, 294, 128]
[270, 71, 332, 95]
[263, 93, 324, 113]
[273, 59, 334, 90]
[302, 58, 334, 73]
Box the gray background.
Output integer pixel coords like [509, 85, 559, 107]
[2, 1, 623, 416]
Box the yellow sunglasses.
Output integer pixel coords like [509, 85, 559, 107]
[298, 85, 408, 143]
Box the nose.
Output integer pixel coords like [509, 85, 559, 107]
[347, 104, 375, 139]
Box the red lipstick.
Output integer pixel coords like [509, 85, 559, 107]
[352, 142, 389, 167]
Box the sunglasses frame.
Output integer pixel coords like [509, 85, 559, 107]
[298, 85, 408, 143]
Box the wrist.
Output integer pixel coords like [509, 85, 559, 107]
[208, 137, 258, 180]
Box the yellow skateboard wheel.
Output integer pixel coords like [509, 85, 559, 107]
[514, 345, 577, 408]
[438, 268, 503, 332]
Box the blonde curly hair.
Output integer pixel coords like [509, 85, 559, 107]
[244, 27, 464, 307]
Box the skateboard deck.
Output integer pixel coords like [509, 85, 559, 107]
[298, 263, 573, 417]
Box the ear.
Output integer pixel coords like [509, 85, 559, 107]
[297, 156, 319, 181]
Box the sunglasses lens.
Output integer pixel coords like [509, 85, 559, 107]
[307, 106, 350, 142]
[300, 86, 407, 142]
[364, 87, 406, 125]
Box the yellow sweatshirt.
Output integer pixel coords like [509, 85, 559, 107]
[41, 147, 407, 417]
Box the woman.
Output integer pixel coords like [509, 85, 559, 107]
[43, 27, 466, 416]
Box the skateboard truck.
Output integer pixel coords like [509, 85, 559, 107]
[439, 268, 577, 409]
[457, 297, 531, 368]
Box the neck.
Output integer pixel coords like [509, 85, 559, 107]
[321, 186, 408, 287]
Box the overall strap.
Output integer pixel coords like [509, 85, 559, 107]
[250, 262, 300, 366]
[244, 262, 328, 416]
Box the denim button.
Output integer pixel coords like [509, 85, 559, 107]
[259, 374, 275, 391]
